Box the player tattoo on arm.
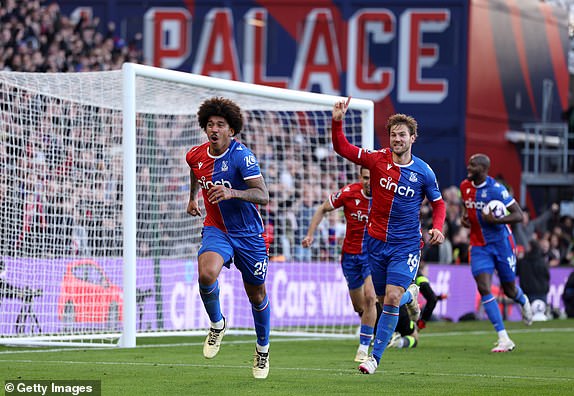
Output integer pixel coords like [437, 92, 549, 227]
[187, 170, 201, 216]
[206, 177, 268, 205]
[226, 176, 269, 205]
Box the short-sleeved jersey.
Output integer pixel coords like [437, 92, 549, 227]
[334, 145, 442, 244]
[328, 182, 371, 255]
[460, 176, 515, 246]
[186, 139, 264, 236]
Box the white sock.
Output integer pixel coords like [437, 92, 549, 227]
[256, 343, 269, 354]
[358, 343, 369, 353]
[497, 330, 509, 340]
[211, 318, 224, 330]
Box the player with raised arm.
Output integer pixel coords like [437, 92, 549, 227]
[301, 167, 377, 363]
[331, 98, 446, 374]
[460, 153, 532, 353]
[186, 97, 271, 379]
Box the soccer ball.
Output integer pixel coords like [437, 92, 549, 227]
[482, 200, 507, 218]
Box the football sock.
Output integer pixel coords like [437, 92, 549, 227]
[199, 280, 223, 324]
[405, 335, 418, 348]
[481, 294, 505, 332]
[256, 343, 269, 354]
[399, 289, 413, 307]
[513, 287, 527, 305]
[359, 324, 374, 346]
[252, 294, 270, 347]
[397, 335, 418, 348]
[371, 304, 400, 364]
[497, 329, 510, 340]
[419, 282, 439, 322]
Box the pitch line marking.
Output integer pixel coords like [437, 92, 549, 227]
[0, 358, 572, 382]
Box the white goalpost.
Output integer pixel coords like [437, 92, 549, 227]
[0, 63, 373, 347]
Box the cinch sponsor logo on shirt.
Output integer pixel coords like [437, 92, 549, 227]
[464, 199, 486, 210]
[198, 176, 232, 190]
[350, 210, 369, 223]
[379, 177, 415, 197]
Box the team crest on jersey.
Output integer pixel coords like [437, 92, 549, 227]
[481, 191, 487, 198]
[198, 161, 203, 169]
[409, 172, 418, 182]
[221, 161, 228, 172]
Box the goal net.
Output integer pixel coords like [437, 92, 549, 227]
[0, 63, 373, 347]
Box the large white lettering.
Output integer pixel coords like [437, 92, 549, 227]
[464, 199, 486, 210]
[397, 9, 450, 103]
[379, 176, 415, 197]
[143, 8, 192, 68]
[140, 6, 451, 101]
[198, 176, 233, 190]
[319, 268, 354, 317]
[433, 270, 450, 316]
[271, 269, 318, 317]
[169, 278, 234, 330]
[350, 209, 369, 223]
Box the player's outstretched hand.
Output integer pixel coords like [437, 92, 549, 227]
[301, 235, 313, 248]
[332, 97, 351, 121]
[187, 199, 201, 217]
[428, 228, 445, 245]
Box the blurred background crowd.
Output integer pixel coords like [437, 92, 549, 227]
[0, 0, 142, 73]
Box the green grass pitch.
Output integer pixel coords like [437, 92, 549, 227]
[1, 319, 573, 395]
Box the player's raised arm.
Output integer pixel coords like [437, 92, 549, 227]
[331, 97, 362, 164]
[333, 97, 351, 121]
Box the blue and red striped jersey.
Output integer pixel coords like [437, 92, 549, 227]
[460, 176, 515, 246]
[329, 182, 371, 255]
[331, 120, 443, 244]
[186, 139, 264, 236]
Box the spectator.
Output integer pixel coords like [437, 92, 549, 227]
[540, 236, 561, 267]
[562, 270, 574, 318]
[0, 1, 143, 73]
[512, 203, 559, 250]
[516, 239, 550, 305]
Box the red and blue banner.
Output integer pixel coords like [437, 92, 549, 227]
[58, 0, 568, 203]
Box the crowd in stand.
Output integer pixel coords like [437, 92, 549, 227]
[0, 0, 142, 73]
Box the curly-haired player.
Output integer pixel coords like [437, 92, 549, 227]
[186, 97, 271, 379]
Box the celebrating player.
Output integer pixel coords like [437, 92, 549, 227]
[301, 167, 377, 363]
[331, 98, 446, 374]
[186, 97, 271, 379]
[460, 153, 532, 353]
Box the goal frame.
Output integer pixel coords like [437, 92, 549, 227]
[121, 63, 374, 347]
